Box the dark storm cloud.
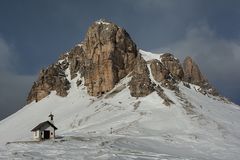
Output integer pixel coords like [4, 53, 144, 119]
[158, 23, 240, 102]
[0, 0, 239, 120]
[0, 71, 35, 119]
[0, 37, 35, 119]
[126, 0, 240, 47]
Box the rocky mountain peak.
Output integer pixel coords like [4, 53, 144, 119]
[27, 19, 220, 104]
[83, 20, 138, 96]
[160, 53, 184, 80]
[27, 19, 139, 103]
[95, 19, 112, 25]
[183, 56, 206, 85]
[183, 56, 219, 96]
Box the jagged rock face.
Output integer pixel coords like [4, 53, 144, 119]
[129, 56, 154, 97]
[183, 56, 205, 85]
[183, 56, 219, 96]
[27, 19, 220, 104]
[148, 59, 179, 91]
[83, 21, 138, 96]
[27, 64, 70, 103]
[160, 53, 184, 80]
[67, 45, 85, 80]
[27, 20, 139, 103]
[149, 59, 170, 82]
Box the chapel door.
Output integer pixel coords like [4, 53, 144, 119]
[44, 130, 50, 139]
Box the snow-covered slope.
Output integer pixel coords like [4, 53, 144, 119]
[0, 50, 240, 160]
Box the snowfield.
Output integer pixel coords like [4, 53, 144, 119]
[0, 50, 240, 160]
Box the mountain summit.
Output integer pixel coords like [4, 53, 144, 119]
[27, 19, 218, 105]
[0, 20, 239, 159]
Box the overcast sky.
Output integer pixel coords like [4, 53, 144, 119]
[0, 0, 240, 120]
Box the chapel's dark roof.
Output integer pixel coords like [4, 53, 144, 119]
[31, 121, 58, 131]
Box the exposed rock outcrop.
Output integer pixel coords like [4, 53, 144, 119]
[183, 56, 206, 85]
[83, 20, 138, 96]
[149, 59, 170, 82]
[129, 55, 154, 97]
[160, 53, 184, 80]
[183, 56, 218, 96]
[27, 64, 70, 103]
[27, 19, 220, 104]
[27, 19, 139, 103]
[67, 45, 85, 80]
[149, 58, 179, 91]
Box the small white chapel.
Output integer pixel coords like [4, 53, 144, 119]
[31, 113, 58, 140]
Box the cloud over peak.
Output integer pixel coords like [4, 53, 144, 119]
[158, 23, 240, 103]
